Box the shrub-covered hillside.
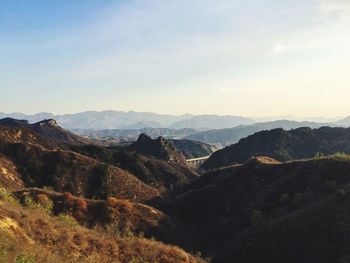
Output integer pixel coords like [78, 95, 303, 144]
[203, 126, 350, 170]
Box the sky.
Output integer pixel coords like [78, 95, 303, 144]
[0, 0, 350, 117]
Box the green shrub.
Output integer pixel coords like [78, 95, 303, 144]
[23, 195, 53, 214]
[15, 254, 36, 263]
[0, 248, 9, 263]
[57, 213, 78, 226]
[314, 152, 325, 159]
[0, 189, 19, 206]
[332, 152, 350, 161]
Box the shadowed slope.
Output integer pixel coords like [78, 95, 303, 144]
[163, 156, 350, 263]
[203, 126, 350, 170]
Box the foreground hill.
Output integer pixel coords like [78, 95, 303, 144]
[185, 120, 332, 146]
[202, 126, 350, 170]
[0, 189, 204, 263]
[162, 156, 350, 263]
[13, 188, 199, 251]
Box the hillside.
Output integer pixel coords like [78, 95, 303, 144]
[69, 143, 199, 191]
[0, 188, 204, 263]
[202, 126, 350, 170]
[0, 121, 159, 202]
[13, 188, 199, 251]
[185, 120, 332, 146]
[129, 134, 187, 164]
[162, 156, 350, 263]
[30, 119, 89, 145]
[0, 117, 88, 145]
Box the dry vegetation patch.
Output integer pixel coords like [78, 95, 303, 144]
[0, 194, 206, 263]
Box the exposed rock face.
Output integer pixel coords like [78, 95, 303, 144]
[30, 119, 88, 145]
[130, 133, 187, 164]
[38, 119, 58, 127]
[0, 156, 23, 190]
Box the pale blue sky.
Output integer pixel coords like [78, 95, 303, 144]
[1, 0, 349, 117]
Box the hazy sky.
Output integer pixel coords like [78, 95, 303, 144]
[1, 0, 349, 117]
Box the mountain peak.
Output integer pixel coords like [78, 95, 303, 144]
[136, 133, 152, 143]
[131, 134, 186, 163]
[37, 119, 58, 127]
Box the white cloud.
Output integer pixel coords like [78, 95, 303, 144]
[273, 41, 322, 54]
[317, 0, 350, 20]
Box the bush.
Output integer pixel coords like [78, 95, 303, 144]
[314, 152, 325, 159]
[107, 197, 133, 212]
[23, 195, 53, 214]
[62, 192, 74, 205]
[35, 194, 53, 214]
[332, 152, 350, 161]
[0, 248, 9, 262]
[106, 217, 135, 238]
[0, 189, 19, 205]
[15, 253, 36, 263]
[75, 198, 88, 211]
[57, 213, 79, 226]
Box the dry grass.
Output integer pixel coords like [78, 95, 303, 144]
[0, 195, 206, 263]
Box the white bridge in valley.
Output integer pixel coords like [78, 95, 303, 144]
[186, 155, 210, 169]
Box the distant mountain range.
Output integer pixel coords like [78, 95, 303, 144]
[1, 111, 349, 147]
[0, 111, 255, 130]
[185, 120, 338, 146]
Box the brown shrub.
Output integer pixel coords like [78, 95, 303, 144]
[107, 197, 133, 212]
[75, 198, 88, 211]
[62, 192, 74, 206]
[35, 194, 50, 204]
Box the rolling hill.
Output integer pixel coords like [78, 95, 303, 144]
[162, 156, 350, 263]
[202, 126, 350, 170]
